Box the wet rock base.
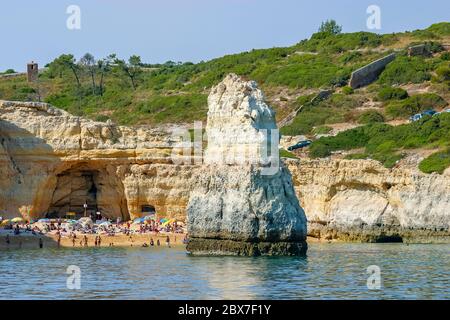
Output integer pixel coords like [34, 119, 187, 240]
[308, 222, 450, 244]
[186, 238, 307, 256]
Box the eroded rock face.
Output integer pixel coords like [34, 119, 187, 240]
[287, 159, 450, 243]
[205, 74, 277, 166]
[186, 74, 308, 256]
[0, 100, 194, 220]
[1, 94, 449, 244]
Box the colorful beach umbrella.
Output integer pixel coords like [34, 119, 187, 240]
[161, 219, 176, 227]
[133, 218, 145, 224]
[1, 219, 10, 226]
[11, 217, 24, 223]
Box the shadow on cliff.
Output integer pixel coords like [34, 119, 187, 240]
[0, 119, 130, 221]
[0, 119, 62, 217]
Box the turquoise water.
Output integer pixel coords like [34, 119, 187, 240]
[0, 243, 448, 300]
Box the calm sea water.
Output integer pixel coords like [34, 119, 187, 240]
[0, 243, 448, 300]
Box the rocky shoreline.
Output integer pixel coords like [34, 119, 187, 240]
[186, 239, 307, 256]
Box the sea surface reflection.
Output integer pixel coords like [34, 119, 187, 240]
[0, 243, 448, 299]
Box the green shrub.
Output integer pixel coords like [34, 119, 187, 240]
[426, 22, 450, 37]
[2, 69, 16, 74]
[419, 148, 450, 174]
[358, 110, 385, 124]
[435, 65, 450, 81]
[340, 52, 362, 64]
[403, 136, 427, 148]
[341, 86, 354, 95]
[375, 140, 397, 153]
[95, 115, 110, 122]
[281, 107, 335, 135]
[280, 149, 298, 159]
[282, 93, 367, 135]
[19, 87, 36, 94]
[385, 93, 446, 118]
[377, 86, 408, 101]
[441, 52, 450, 61]
[299, 31, 383, 53]
[318, 20, 342, 35]
[296, 94, 315, 106]
[379, 56, 432, 85]
[264, 54, 351, 88]
[45, 93, 74, 109]
[371, 152, 403, 168]
[309, 143, 332, 158]
[313, 126, 333, 135]
[135, 93, 207, 123]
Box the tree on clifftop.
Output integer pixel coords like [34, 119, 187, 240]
[80, 53, 97, 95]
[47, 54, 82, 89]
[47, 54, 83, 110]
[115, 55, 143, 90]
[97, 54, 116, 96]
[318, 19, 342, 35]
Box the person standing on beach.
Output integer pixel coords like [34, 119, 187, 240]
[57, 234, 61, 248]
[156, 239, 160, 246]
[39, 238, 43, 249]
[5, 234, 10, 246]
[150, 238, 154, 246]
[72, 237, 76, 247]
[166, 236, 170, 248]
[98, 236, 102, 247]
[83, 235, 88, 247]
[94, 236, 98, 247]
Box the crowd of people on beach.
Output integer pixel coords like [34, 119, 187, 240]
[1, 215, 189, 249]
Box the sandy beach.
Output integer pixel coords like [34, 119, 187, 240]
[0, 230, 329, 250]
[0, 229, 186, 250]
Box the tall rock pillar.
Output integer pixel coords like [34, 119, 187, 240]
[187, 74, 308, 256]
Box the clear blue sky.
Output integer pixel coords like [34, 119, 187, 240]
[0, 0, 448, 71]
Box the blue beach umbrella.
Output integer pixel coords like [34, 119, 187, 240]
[133, 218, 145, 224]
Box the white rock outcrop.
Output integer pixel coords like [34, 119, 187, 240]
[186, 74, 308, 256]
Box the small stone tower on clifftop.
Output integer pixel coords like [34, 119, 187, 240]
[27, 61, 38, 82]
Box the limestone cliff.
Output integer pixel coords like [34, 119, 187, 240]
[0, 95, 449, 243]
[287, 158, 450, 243]
[0, 100, 195, 220]
[186, 74, 308, 256]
